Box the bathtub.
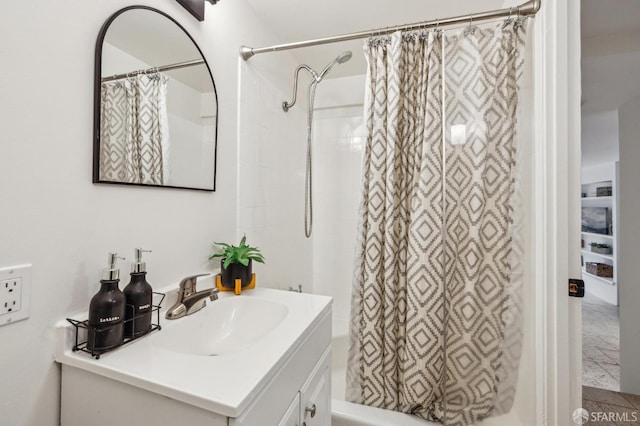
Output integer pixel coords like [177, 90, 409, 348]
[330, 332, 438, 426]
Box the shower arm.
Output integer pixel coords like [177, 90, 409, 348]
[283, 64, 319, 112]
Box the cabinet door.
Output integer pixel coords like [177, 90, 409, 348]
[300, 347, 331, 426]
[279, 392, 301, 426]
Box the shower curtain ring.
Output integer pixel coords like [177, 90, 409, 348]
[465, 13, 474, 35]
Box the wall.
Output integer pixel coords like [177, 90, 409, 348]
[581, 110, 620, 168]
[617, 96, 640, 394]
[235, 46, 313, 291]
[311, 75, 365, 335]
[0, 1, 289, 425]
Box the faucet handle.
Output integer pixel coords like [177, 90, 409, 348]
[178, 273, 211, 294]
[210, 288, 220, 301]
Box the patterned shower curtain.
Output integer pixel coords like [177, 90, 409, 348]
[346, 20, 527, 426]
[100, 72, 170, 185]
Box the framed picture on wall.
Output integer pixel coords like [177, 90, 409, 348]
[581, 207, 609, 235]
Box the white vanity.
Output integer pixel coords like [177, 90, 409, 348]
[55, 287, 332, 426]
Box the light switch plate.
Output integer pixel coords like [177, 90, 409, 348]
[0, 265, 31, 326]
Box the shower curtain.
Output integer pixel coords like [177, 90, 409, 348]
[100, 72, 170, 185]
[346, 20, 527, 426]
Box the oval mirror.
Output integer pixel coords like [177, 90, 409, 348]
[94, 6, 217, 191]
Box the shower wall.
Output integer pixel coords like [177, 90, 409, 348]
[312, 75, 366, 335]
[237, 58, 312, 290]
[237, 65, 364, 299]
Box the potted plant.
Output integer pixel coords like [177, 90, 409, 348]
[590, 242, 612, 255]
[209, 236, 265, 289]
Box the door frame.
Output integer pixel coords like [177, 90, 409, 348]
[534, 0, 582, 424]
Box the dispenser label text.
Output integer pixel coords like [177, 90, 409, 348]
[138, 304, 150, 310]
[99, 316, 120, 323]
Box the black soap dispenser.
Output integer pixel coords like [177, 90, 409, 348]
[124, 248, 153, 338]
[88, 253, 126, 352]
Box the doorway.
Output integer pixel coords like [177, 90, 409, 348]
[581, 0, 640, 398]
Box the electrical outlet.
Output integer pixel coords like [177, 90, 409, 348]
[0, 277, 22, 314]
[0, 265, 31, 326]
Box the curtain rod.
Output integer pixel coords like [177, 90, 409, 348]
[101, 59, 205, 82]
[240, 0, 540, 61]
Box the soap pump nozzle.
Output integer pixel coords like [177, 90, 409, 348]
[103, 252, 125, 281]
[132, 248, 152, 273]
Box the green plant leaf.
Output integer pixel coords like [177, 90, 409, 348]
[222, 257, 233, 269]
[210, 235, 265, 266]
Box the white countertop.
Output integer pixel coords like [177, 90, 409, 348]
[55, 286, 332, 418]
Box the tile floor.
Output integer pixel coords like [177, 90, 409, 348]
[583, 291, 620, 391]
[582, 386, 640, 425]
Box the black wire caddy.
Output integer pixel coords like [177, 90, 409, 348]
[66, 292, 165, 359]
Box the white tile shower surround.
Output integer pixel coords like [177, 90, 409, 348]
[583, 291, 620, 391]
[313, 106, 365, 330]
[237, 61, 313, 291]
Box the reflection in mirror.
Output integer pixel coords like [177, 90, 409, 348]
[94, 6, 217, 191]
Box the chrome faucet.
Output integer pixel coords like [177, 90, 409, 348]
[165, 273, 219, 320]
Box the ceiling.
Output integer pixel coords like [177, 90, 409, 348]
[243, 0, 520, 79]
[581, 0, 640, 39]
[581, 0, 640, 167]
[581, 0, 640, 113]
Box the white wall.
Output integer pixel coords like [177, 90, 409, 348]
[618, 96, 640, 394]
[581, 163, 615, 184]
[312, 75, 366, 335]
[581, 110, 620, 168]
[236, 46, 312, 290]
[0, 1, 288, 425]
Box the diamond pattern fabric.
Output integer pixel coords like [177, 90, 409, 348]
[100, 73, 169, 185]
[347, 20, 527, 426]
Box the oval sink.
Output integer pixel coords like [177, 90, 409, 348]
[154, 296, 289, 356]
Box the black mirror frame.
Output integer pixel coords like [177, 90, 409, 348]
[93, 5, 218, 192]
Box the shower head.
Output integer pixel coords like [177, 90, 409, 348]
[317, 51, 353, 81]
[336, 51, 353, 64]
[283, 51, 353, 112]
